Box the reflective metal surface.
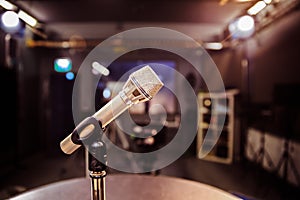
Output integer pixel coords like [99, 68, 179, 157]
[10, 174, 241, 200]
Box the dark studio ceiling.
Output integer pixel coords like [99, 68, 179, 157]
[14, 0, 252, 23]
[10, 0, 255, 41]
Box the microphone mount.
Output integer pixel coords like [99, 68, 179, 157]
[68, 116, 108, 200]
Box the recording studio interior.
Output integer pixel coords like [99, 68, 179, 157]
[1, 0, 300, 200]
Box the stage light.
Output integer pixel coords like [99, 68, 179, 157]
[1, 11, 19, 28]
[229, 15, 255, 39]
[237, 15, 255, 31]
[66, 72, 75, 80]
[103, 88, 111, 99]
[204, 99, 211, 107]
[247, 1, 267, 15]
[264, 0, 272, 4]
[92, 61, 110, 76]
[203, 42, 223, 50]
[0, 0, 15, 10]
[54, 58, 72, 72]
[18, 10, 37, 27]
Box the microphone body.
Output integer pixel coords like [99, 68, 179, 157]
[93, 94, 129, 127]
[60, 65, 164, 154]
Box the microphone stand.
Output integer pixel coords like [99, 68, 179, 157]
[88, 138, 107, 200]
[59, 66, 164, 199]
[69, 116, 107, 200]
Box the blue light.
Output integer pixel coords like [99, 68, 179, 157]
[66, 72, 74, 80]
[103, 88, 111, 99]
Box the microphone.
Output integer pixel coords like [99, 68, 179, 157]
[60, 65, 164, 154]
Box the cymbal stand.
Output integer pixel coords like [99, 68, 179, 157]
[253, 132, 274, 168]
[276, 138, 300, 186]
[69, 116, 107, 200]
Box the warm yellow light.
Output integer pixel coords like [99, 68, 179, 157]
[204, 99, 211, 107]
[0, 0, 15, 10]
[18, 10, 37, 27]
[247, 1, 267, 15]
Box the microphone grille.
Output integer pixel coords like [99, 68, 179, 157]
[130, 65, 164, 98]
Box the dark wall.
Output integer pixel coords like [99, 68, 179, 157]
[245, 10, 300, 141]
[17, 45, 40, 157]
[0, 30, 19, 171]
[0, 66, 17, 172]
[0, 30, 30, 171]
[209, 10, 300, 105]
[209, 48, 244, 91]
[207, 9, 300, 145]
[247, 10, 300, 104]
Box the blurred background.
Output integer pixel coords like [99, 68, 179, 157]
[0, 0, 300, 199]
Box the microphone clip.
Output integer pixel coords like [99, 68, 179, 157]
[69, 116, 107, 171]
[70, 116, 108, 200]
[70, 116, 105, 146]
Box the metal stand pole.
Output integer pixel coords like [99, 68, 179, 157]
[88, 139, 107, 200]
[63, 116, 108, 200]
[90, 171, 106, 200]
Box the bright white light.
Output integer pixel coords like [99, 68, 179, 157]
[1, 11, 19, 28]
[103, 88, 111, 99]
[237, 15, 255, 31]
[92, 61, 110, 76]
[204, 42, 223, 50]
[236, 0, 254, 2]
[229, 15, 255, 39]
[18, 10, 37, 27]
[247, 1, 267, 15]
[57, 58, 71, 68]
[264, 0, 272, 4]
[0, 0, 15, 10]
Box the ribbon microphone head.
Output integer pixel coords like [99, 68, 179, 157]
[121, 65, 164, 105]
